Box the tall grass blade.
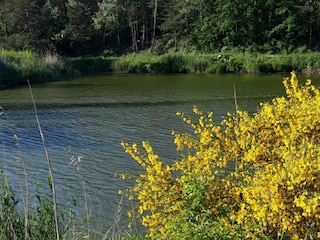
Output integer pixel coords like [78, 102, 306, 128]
[233, 82, 239, 172]
[27, 79, 60, 240]
[104, 195, 124, 240]
[233, 83, 238, 113]
[0, 106, 30, 239]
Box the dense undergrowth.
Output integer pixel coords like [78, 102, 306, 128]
[121, 72, 320, 239]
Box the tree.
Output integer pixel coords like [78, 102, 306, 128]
[263, 0, 320, 51]
[0, 0, 320, 54]
[160, 0, 191, 51]
[0, 0, 6, 47]
[92, 0, 121, 48]
[121, 0, 150, 52]
[215, 0, 254, 48]
[149, 0, 158, 51]
[185, 0, 222, 52]
[2, 0, 44, 49]
[61, 0, 98, 54]
[41, 0, 68, 51]
[295, 0, 320, 49]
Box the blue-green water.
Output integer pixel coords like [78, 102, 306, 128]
[0, 73, 318, 234]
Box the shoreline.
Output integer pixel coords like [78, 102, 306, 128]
[2, 50, 320, 88]
[70, 51, 320, 75]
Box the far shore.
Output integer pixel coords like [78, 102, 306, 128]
[2, 49, 320, 88]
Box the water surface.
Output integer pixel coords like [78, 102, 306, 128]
[0, 73, 318, 233]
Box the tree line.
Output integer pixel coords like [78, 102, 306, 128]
[0, 0, 320, 56]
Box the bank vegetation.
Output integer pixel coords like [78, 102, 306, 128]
[0, 50, 77, 87]
[3, 48, 320, 87]
[2, 1, 320, 86]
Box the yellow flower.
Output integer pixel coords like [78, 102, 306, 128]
[121, 72, 320, 239]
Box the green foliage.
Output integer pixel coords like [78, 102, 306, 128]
[0, 174, 24, 239]
[108, 50, 320, 74]
[63, 0, 97, 44]
[0, 173, 60, 239]
[28, 183, 57, 239]
[92, 0, 119, 33]
[165, 176, 235, 240]
[1, 0, 320, 55]
[4, 48, 320, 79]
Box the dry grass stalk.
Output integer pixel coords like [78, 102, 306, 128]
[104, 195, 125, 240]
[0, 105, 30, 239]
[27, 79, 60, 240]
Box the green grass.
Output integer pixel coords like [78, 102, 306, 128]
[2, 49, 320, 88]
[104, 50, 320, 74]
[0, 49, 78, 87]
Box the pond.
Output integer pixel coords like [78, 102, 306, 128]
[0, 73, 319, 234]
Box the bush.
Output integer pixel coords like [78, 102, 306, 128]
[121, 72, 320, 239]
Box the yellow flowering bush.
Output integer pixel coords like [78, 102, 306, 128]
[121, 72, 320, 239]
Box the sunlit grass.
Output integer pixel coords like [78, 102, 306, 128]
[0, 49, 77, 87]
[2, 49, 320, 87]
[109, 50, 320, 74]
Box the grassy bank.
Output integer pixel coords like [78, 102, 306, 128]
[0, 50, 78, 87]
[112, 50, 320, 74]
[69, 49, 320, 75]
[3, 49, 320, 88]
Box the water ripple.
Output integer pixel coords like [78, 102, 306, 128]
[0, 73, 294, 230]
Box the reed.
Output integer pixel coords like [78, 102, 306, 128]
[0, 49, 77, 87]
[107, 50, 320, 74]
[3, 49, 320, 86]
[0, 106, 59, 239]
[28, 80, 60, 240]
[0, 93, 140, 239]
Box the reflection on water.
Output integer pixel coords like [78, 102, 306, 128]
[0, 73, 319, 232]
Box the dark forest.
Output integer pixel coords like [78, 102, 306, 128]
[0, 0, 319, 56]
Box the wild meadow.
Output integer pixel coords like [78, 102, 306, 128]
[121, 72, 320, 239]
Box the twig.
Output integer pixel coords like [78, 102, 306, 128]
[233, 82, 239, 114]
[82, 180, 90, 237]
[27, 79, 60, 240]
[233, 82, 239, 171]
